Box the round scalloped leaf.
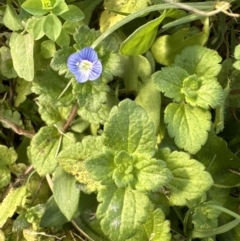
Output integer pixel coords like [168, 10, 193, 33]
[103, 99, 156, 158]
[151, 18, 209, 66]
[97, 184, 150, 241]
[164, 103, 211, 154]
[50, 46, 74, 76]
[181, 75, 224, 109]
[192, 201, 222, 230]
[37, 100, 72, 125]
[73, 81, 115, 125]
[152, 66, 187, 102]
[174, 45, 222, 79]
[33, 68, 74, 106]
[132, 157, 172, 192]
[158, 149, 213, 206]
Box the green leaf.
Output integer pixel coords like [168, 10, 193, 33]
[37, 100, 72, 125]
[0, 186, 27, 228]
[97, 184, 150, 241]
[73, 81, 116, 125]
[14, 78, 32, 107]
[12, 214, 30, 231]
[192, 201, 222, 230]
[41, 0, 55, 9]
[41, 40, 56, 59]
[0, 145, 17, 165]
[29, 125, 74, 176]
[0, 46, 17, 79]
[50, 46, 74, 76]
[99, 48, 126, 83]
[120, 11, 169, 56]
[99, 0, 149, 32]
[85, 149, 115, 185]
[59, 5, 85, 22]
[127, 209, 171, 241]
[63, 20, 82, 35]
[21, 0, 50, 16]
[43, 14, 62, 41]
[153, 46, 223, 109]
[51, 0, 69, 15]
[132, 157, 172, 192]
[56, 29, 70, 47]
[32, 68, 74, 106]
[86, 148, 171, 192]
[181, 74, 224, 109]
[164, 103, 211, 154]
[53, 166, 80, 220]
[151, 18, 209, 66]
[24, 204, 45, 225]
[3, 1, 23, 31]
[152, 66, 187, 102]
[1, 110, 23, 129]
[174, 45, 222, 79]
[9, 33, 34, 81]
[234, 44, 240, 60]
[124, 55, 152, 91]
[195, 132, 240, 188]
[103, 99, 156, 157]
[0, 163, 11, 188]
[40, 196, 68, 227]
[135, 78, 161, 134]
[26, 16, 45, 40]
[0, 145, 17, 188]
[113, 151, 135, 188]
[73, 24, 100, 49]
[57, 136, 103, 193]
[233, 45, 240, 70]
[158, 148, 213, 205]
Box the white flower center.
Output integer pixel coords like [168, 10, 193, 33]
[79, 60, 93, 72]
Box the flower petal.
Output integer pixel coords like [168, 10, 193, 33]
[67, 53, 81, 74]
[78, 47, 98, 62]
[89, 60, 103, 80]
[75, 71, 90, 83]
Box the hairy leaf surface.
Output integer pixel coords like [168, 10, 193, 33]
[127, 209, 171, 241]
[164, 103, 211, 154]
[158, 149, 213, 206]
[103, 99, 156, 158]
[97, 184, 150, 241]
[29, 126, 74, 176]
[0, 186, 27, 228]
[58, 136, 103, 193]
[10, 33, 34, 81]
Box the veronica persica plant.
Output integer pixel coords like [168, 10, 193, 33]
[67, 47, 102, 83]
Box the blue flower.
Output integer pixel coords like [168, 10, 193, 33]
[67, 47, 102, 83]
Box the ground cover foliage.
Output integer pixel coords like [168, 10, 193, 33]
[1, 0, 240, 240]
